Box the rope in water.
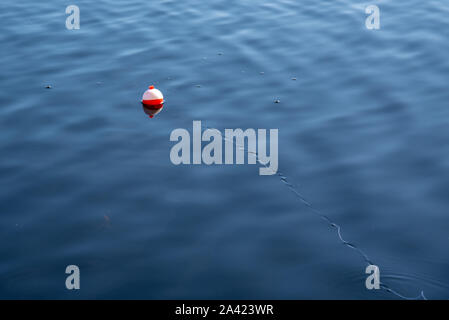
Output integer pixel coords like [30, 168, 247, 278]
[205, 124, 427, 300]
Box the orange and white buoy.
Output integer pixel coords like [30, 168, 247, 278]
[142, 85, 164, 107]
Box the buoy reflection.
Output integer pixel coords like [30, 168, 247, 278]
[142, 103, 164, 119]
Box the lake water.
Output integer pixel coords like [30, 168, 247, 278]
[1, 0, 448, 299]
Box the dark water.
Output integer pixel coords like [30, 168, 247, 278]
[1, 0, 449, 299]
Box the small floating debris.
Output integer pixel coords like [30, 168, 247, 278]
[217, 52, 223, 55]
[274, 99, 281, 104]
[259, 72, 264, 75]
[101, 214, 111, 229]
[45, 84, 52, 89]
[291, 77, 297, 81]
[196, 84, 201, 88]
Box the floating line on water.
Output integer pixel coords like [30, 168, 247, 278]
[205, 124, 427, 300]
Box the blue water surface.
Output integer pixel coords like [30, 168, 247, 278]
[0, 0, 448, 299]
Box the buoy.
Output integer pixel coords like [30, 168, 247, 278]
[142, 85, 164, 107]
